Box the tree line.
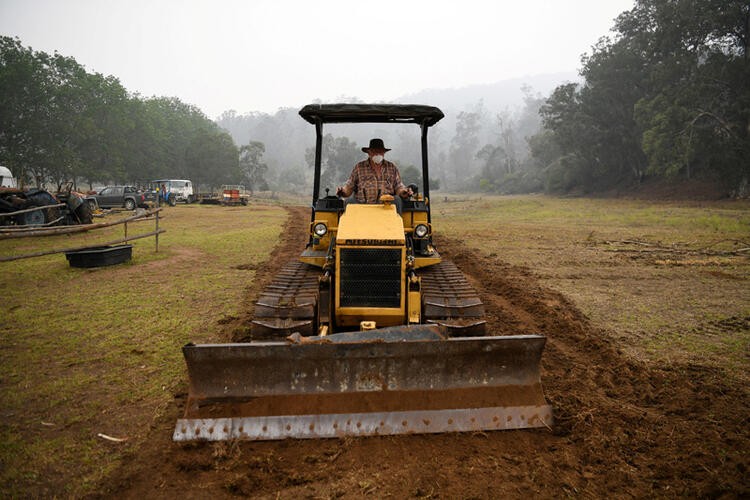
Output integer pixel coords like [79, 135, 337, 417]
[4, 0, 747, 198]
[0, 36, 268, 192]
[436, 0, 748, 196]
[528, 0, 750, 195]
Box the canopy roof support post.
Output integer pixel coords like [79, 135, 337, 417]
[421, 122, 431, 224]
[308, 120, 324, 246]
[312, 120, 323, 204]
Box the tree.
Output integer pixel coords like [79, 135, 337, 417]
[475, 112, 522, 190]
[0, 37, 69, 187]
[400, 164, 422, 187]
[68, 72, 131, 189]
[325, 136, 360, 188]
[532, 0, 750, 194]
[538, 36, 650, 192]
[276, 166, 309, 194]
[526, 129, 562, 191]
[624, 0, 750, 187]
[305, 134, 360, 191]
[239, 141, 269, 193]
[186, 129, 239, 187]
[1, 37, 247, 190]
[449, 105, 483, 188]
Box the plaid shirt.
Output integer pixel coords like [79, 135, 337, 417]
[341, 159, 407, 204]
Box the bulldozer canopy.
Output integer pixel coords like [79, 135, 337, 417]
[299, 104, 444, 126]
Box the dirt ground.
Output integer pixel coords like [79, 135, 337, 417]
[98, 206, 748, 499]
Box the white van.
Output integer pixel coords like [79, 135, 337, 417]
[0, 166, 18, 188]
[153, 179, 194, 203]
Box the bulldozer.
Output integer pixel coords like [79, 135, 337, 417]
[174, 104, 552, 441]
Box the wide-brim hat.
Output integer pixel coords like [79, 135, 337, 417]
[362, 138, 391, 153]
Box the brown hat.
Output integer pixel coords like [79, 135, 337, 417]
[362, 138, 391, 153]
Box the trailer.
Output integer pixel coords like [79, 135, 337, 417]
[220, 185, 250, 206]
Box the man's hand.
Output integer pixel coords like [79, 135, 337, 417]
[336, 186, 345, 197]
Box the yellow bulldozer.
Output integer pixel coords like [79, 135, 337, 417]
[174, 104, 552, 441]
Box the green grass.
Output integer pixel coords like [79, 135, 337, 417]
[432, 194, 750, 374]
[435, 195, 750, 245]
[0, 204, 287, 497]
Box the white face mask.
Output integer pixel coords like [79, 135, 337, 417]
[371, 154, 384, 164]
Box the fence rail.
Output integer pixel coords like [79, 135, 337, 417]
[0, 208, 161, 238]
[0, 208, 164, 262]
[0, 203, 67, 219]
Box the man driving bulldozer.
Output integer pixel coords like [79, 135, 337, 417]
[336, 138, 414, 203]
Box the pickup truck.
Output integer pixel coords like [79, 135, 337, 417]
[87, 186, 157, 210]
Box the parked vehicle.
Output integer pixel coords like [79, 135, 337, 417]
[152, 179, 194, 204]
[0, 187, 92, 226]
[0, 166, 18, 188]
[195, 191, 221, 205]
[221, 185, 250, 206]
[87, 186, 157, 210]
[193, 185, 250, 205]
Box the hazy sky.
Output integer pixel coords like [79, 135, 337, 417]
[1, 0, 634, 118]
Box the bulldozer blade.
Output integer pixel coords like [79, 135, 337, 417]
[174, 334, 552, 441]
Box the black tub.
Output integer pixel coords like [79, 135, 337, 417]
[65, 244, 132, 268]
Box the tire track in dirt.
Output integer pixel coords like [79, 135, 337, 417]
[100, 207, 749, 499]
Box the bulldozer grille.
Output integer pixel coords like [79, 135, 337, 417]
[339, 248, 401, 308]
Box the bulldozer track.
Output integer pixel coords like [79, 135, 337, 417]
[250, 258, 485, 338]
[419, 259, 485, 320]
[251, 261, 319, 338]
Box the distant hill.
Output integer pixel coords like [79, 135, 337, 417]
[393, 72, 579, 112]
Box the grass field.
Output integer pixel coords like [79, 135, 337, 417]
[1, 195, 748, 496]
[0, 204, 288, 496]
[434, 195, 750, 373]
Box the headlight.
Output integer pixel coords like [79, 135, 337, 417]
[313, 222, 328, 237]
[414, 224, 429, 238]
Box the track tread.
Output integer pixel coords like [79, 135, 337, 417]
[419, 259, 485, 320]
[251, 261, 320, 337]
[251, 258, 485, 337]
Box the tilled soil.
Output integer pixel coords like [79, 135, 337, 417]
[100, 207, 749, 498]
